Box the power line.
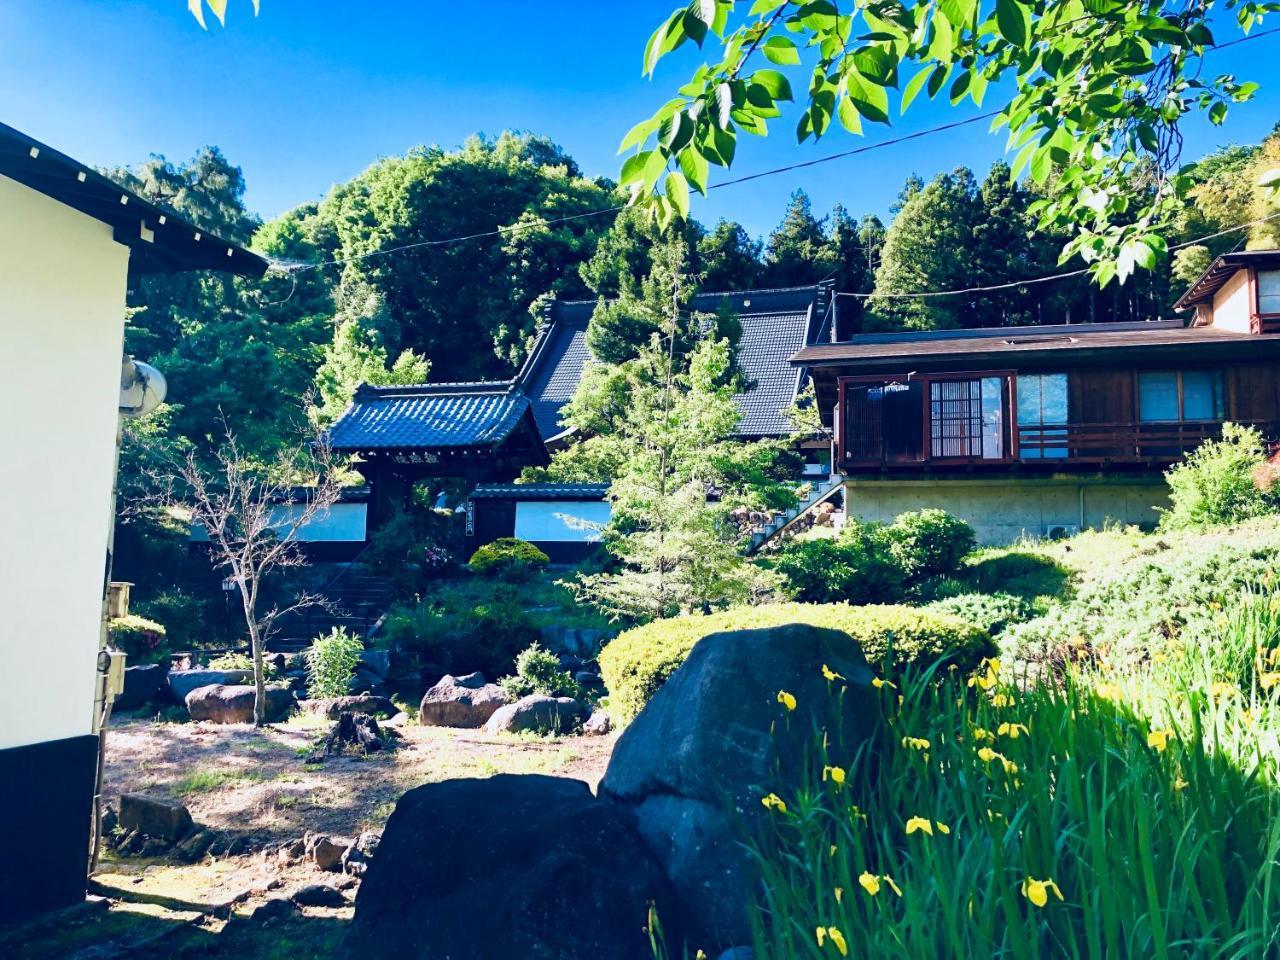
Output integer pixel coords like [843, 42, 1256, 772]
[835, 211, 1280, 299]
[267, 25, 1280, 275]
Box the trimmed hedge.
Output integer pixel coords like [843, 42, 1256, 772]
[468, 537, 550, 579]
[598, 602, 993, 722]
[107, 614, 168, 664]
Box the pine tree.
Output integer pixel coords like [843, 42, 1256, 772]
[864, 169, 985, 331]
[761, 190, 832, 287]
[698, 219, 762, 291]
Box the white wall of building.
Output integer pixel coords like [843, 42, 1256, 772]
[846, 477, 1169, 545]
[0, 175, 130, 751]
[514, 500, 611, 542]
[1211, 268, 1252, 332]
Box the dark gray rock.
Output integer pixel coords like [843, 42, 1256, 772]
[118, 793, 193, 842]
[291, 883, 347, 907]
[573, 670, 603, 689]
[419, 675, 508, 728]
[252, 897, 296, 922]
[115, 664, 167, 712]
[484, 695, 586, 736]
[174, 828, 217, 862]
[341, 831, 380, 876]
[359, 650, 391, 678]
[600, 624, 876, 949]
[309, 835, 349, 872]
[350, 774, 682, 960]
[185, 684, 293, 723]
[302, 695, 396, 720]
[167, 668, 252, 703]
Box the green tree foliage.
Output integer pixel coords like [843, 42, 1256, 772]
[698, 218, 763, 290]
[265, 134, 617, 381]
[762, 190, 833, 287]
[1161, 423, 1279, 530]
[311, 277, 431, 427]
[624, 0, 1263, 284]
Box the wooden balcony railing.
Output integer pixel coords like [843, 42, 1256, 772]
[1017, 420, 1278, 463]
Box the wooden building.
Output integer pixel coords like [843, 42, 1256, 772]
[791, 253, 1280, 542]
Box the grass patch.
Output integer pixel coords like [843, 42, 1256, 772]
[172, 766, 265, 796]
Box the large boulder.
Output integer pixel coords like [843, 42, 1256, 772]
[167, 668, 251, 703]
[185, 684, 293, 724]
[302, 694, 396, 720]
[418, 674, 508, 728]
[600, 624, 876, 949]
[350, 775, 683, 959]
[484, 695, 586, 736]
[118, 793, 193, 842]
[114, 664, 167, 712]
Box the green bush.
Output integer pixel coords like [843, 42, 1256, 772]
[599, 602, 992, 721]
[884, 508, 976, 581]
[107, 615, 169, 665]
[1161, 422, 1278, 530]
[306, 627, 364, 699]
[773, 524, 905, 604]
[498, 642, 582, 700]
[1003, 520, 1280, 669]
[963, 550, 1072, 601]
[206, 651, 278, 678]
[926, 591, 1031, 637]
[131, 589, 212, 651]
[380, 595, 539, 678]
[468, 538, 550, 580]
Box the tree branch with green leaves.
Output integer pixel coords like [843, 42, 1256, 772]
[623, 0, 1272, 284]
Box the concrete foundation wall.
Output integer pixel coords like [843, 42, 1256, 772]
[846, 477, 1169, 545]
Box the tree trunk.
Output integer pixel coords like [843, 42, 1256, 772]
[249, 620, 266, 727]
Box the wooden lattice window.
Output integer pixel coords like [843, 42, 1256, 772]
[929, 378, 1004, 459]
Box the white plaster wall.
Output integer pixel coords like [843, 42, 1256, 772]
[846, 478, 1169, 545]
[1211, 268, 1252, 332]
[0, 175, 130, 751]
[514, 501, 611, 542]
[193, 502, 368, 543]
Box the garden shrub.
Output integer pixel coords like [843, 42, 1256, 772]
[1161, 422, 1278, 530]
[205, 650, 278, 678]
[963, 550, 1072, 601]
[926, 591, 1031, 638]
[468, 537, 550, 580]
[884, 508, 976, 581]
[131, 589, 212, 651]
[380, 595, 539, 678]
[306, 627, 364, 699]
[773, 524, 905, 604]
[1003, 519, 1280, 669]
[107, 615, 169, 664]
[498, 642, 582, 700]
[599, 602, 991, 721]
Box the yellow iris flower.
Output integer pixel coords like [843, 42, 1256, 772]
[823, 765, 847, 785]
[822, 664, 845, 682]
[906, 816, 948, 836]
[777, 690, 797, 711]
[872, 677, 896, 690]
[997, 722, 1028, 739]
[902, 736, 931, 751]
[1021, 876, 1064, 908]
[1147, 729, 1174, 752]
[858, 872, 880, 896]
[761, 793, 787, 813]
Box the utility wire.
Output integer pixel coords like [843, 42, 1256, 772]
[266, 25, 1280, 276]
[835, 211, 1280, 299]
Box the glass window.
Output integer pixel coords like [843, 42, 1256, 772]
[1259, 269, 1280, 315]
[1017, 374, 1069, 459]
[1138, 371, 1180, 422]
[1139, 371, 1225, 422]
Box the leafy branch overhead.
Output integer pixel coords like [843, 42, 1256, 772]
[623, 0, 1271, 283]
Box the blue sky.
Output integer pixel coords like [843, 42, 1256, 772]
[3, 0, 1280, 239]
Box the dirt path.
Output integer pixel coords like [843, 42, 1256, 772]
[103, 714, 617, 845]
[0, 715, 622, 959]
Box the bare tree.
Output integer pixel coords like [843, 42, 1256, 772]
[173, 425, 343, 726]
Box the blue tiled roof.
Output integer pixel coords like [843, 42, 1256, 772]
[519, 305, 593, 440]
[328, 383, 533, 452]
[733, 307, 814, 437]
[469, 482, 610, 500]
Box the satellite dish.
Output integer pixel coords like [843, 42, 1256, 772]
[119, 356, 167, 418]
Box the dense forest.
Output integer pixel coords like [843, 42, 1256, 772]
[112, 124, 1280, 471]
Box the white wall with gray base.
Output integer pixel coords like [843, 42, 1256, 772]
[846, 476, 1169, 545]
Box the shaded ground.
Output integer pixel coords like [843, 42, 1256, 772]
[1, 715, 616, 960]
